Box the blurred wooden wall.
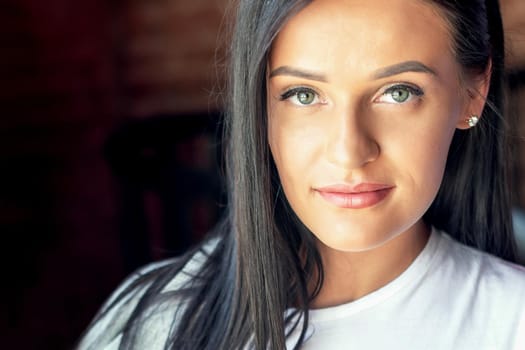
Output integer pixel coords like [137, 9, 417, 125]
[502, 0, 525, 207]
[1, 0, 227, 348]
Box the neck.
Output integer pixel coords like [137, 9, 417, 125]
[309, 222, 430, 309]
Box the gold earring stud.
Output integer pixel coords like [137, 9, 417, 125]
[467, 115, 479, 127]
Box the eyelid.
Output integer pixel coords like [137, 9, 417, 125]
[381, 82, 423, 95]
[280, 85, 322, 100]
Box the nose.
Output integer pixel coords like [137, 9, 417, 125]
[325, 108, 379, 169]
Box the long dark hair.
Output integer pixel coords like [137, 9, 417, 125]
[80, 0, 516, 349]
[423, 0, 515, 261]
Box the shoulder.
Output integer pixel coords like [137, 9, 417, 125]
[437, 231, 525, 288]
[434, 230, 525, 348]
[76, 238, 218, 350]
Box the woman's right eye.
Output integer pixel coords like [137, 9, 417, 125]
[280, 87, 320, 106]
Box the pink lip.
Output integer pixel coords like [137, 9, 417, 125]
[315, 183, 394, 209]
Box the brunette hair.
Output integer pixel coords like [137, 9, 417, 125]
[80, 0, 515, 349]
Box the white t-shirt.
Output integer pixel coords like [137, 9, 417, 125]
[286, 228, 525, 349]
[78, 228, 525, 349]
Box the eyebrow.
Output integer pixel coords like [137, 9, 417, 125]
[372, 61, 437, 79]
[269, 60, 437, 82]
[269, 66, 327, 82]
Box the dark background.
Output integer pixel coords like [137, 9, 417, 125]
[1, 0, 524, 348]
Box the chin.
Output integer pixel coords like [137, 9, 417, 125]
[311, 226, 396, 252]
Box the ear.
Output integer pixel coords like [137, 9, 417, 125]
[456, 59, 492, 130]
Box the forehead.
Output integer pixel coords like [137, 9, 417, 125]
[270, 0, 457, 80]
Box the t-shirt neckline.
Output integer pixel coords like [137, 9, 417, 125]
[305, 226, 444, 323]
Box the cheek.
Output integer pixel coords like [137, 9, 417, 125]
[412, 137, 450, 194]
[393, 118, 456, 198]
[268, 116, 323, 183]
[269, 129, 302, 192]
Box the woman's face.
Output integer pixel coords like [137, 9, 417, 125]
[267, 0, 482, 252]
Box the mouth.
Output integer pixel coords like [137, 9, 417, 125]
[314, 183, 394, 209]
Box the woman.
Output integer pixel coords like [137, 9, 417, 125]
[78, 0, 525, 349]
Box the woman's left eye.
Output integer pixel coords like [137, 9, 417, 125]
[376, 84, 424, 104]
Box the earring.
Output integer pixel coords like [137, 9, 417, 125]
[467, 115, 479, 127]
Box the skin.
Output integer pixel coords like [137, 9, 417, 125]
[267, 0, 490, 307]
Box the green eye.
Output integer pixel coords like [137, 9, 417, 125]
[378, 84, 424, 104]
[280, 87, 319, 106]
[297, 90, 316, 105]
[390, 88, 410, 103]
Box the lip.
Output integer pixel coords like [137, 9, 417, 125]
[314, 183, 394, 209]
